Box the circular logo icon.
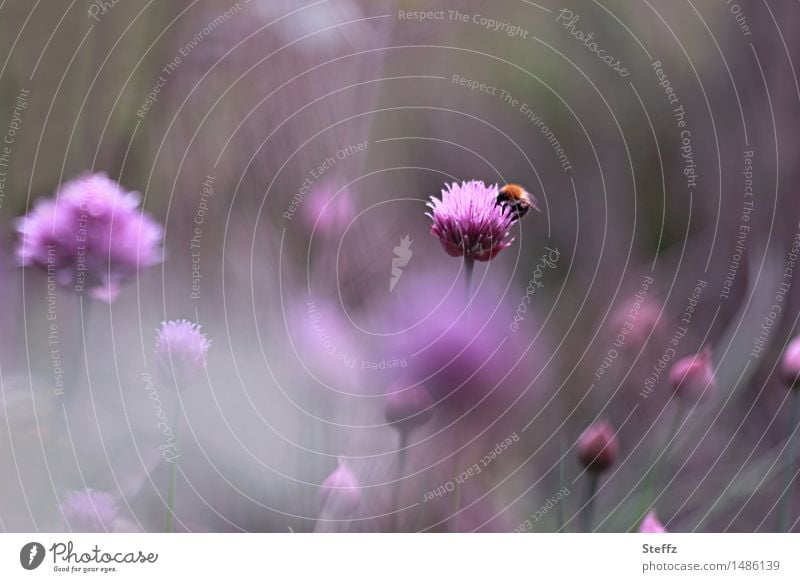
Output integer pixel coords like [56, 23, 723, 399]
[20, 542, 45, 570]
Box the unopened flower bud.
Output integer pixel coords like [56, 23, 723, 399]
[639, 510, 667, 533]
[610, 299, 663, 348]
[669, 346, 716, 402]
[577, 421, 619, 473]
[319, 458, 361, 519]
[780, 336, 800, 389]
[384, 382, 434, 433]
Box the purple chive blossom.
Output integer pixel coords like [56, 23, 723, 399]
[60, 489, 118, 532]
[155, 319, 211, 388]
[15, 172, 163, 302]
[426, 180, 515, 261]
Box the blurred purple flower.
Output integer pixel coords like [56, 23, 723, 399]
[577, 421, 619, 473]
[319, 458, 361, 519]
[669, 347, 716, 402]
[639, 510, 667, 533]
[382, 270, 538, 417]
[303, 183, 355, 237]
[155, 319, 211, 388]
[15, 173, 163, 302]
[427, 180, 515, 261]
[60, 489, 118, 533]
[780, 336, 800, 389]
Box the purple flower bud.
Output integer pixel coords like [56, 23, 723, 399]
[384, 382, 435, 433]
[639, 510, 667, 533]
[60, 489, 118, 533]
[426, 180, 515, 261]
[780, 336, 800, 389]
[15, 173, 163, 302]
[155, 320, 211, 389]
[577, 421, 619, 473]
[669, 346, 716, 402]
[609, 298, 663, 348]
[319, 458, 361, 519]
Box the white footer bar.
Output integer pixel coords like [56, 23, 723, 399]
[1, 533, 797, 581]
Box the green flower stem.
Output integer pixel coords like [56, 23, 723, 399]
[464, 256, 475, 298]
[165, 422, 179, 533]
[778, 389, 800, 532]
[582, 472, 599, 532]
[392, 430, 409, 532]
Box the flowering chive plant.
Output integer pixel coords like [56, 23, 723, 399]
[778, 337, 800, 531]
[154, 319, 210, 533]
[577, 421, 619, 531]
[427, 180, 515, 262]
[15, 173, 163, 303]
[155, 319, 211, 389]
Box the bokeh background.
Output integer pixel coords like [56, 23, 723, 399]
[1, 0, 800, 532]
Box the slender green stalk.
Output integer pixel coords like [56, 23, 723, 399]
[451, 447, 463, 531]
[165, 455, 177, 533]
[69, 295, 92, 403]
[582, 472, 599, 532]
[165, 419, 180, 533]
[637, 400, 685, 528]
[656, 400, 686, 487]
[451, 257, 473, 530]
[392, 430, 409, 532]
[778, 389, 800, 532]
[450, 421, 467, 531]
[558, 437, 567, 532]
[463, 256, 475, 298]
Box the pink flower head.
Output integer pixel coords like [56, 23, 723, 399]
[319, 458, 361, 519]
[577, 421, 619, 473]
[780, 336, 800, 389]
[669, 346, 716, 402]
[15, 173, 163, 302]
[155, 319, 211, 388]
[60, 489, 118, 532]
[384, 382, 435, 433]
[427, 180, 515, 261]
[639, 510, 667, 533]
